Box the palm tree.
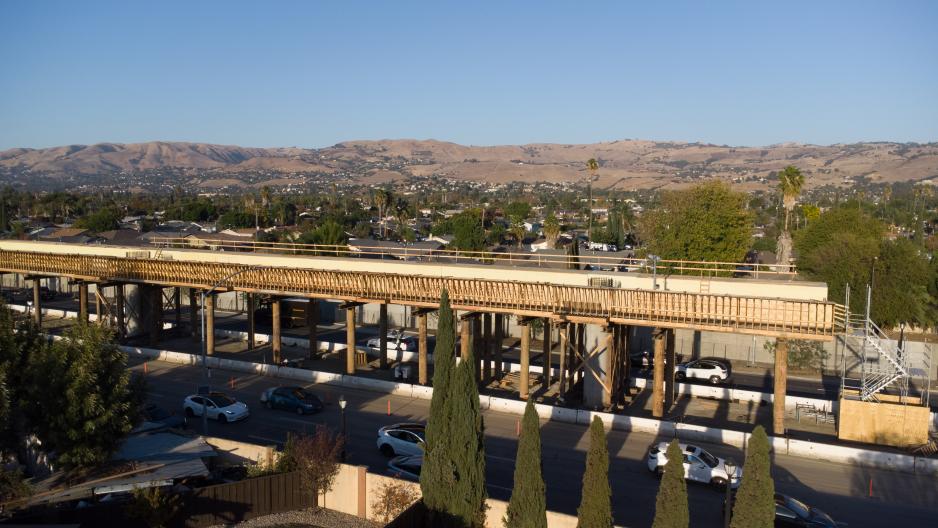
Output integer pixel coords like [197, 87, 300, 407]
[543, 214, 561, 248]
[374, 189, 391, 238]
[778, 165, 805, 232]
[510, 221, 526, 248]
[586, 158, 599, 237]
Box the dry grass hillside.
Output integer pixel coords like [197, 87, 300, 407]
[2, 139, 936, 190]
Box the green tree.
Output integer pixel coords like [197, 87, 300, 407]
[652, 439, 689, 528]
[730, 426, 774, 528]
[638, 182, 752, 265]
[374, 189, 392, 238]
[504, 400, 547, 528]
[74, 207, 122, 233]
[778, 165, 805, 232]
[871, 237, 936, 328]
[576, 416, 612, 528]
[451, 211, 487, 251]
[586, 158, 599, 236]
[0, 306, 46, 458]
[420, 289, 486, 527]
[505, 202, 533, 223]
[25, 322, 140, 469]
[543, 214, 561, 248]
[795, 206, 884, 313]
[421, 290, 457, 516]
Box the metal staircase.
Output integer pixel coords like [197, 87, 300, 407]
[841, 285, 911, 402]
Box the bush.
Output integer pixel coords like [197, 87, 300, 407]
[125, 486, 181, 528]
[764, 339, 829, 372]
[371, 480, 420, 524]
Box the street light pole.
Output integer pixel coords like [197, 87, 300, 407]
[723, 458, 737, 528]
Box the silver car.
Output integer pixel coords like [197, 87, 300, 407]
[388, 454, 422, 481]
[183, 392, 250, 423]
[377, 422, 426, 457]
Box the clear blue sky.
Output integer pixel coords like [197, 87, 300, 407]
[1, 0, 936, 150]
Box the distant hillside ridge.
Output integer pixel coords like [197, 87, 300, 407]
[2, 139, 937, 190]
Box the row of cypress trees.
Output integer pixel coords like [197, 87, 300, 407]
[651, 425, 775, 527]
[419, 289, 616, 527]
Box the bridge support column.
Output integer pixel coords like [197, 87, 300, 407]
[473, 314, 482, 384]
[544, 318, 552, 383]
[147, 286, 162, 346]
[493, 313, 504, 380]
[247, 293, 256, 351]
[95, 284, 102, 326]
[379, 303, 388, 370]
[620, 325, 631, 401]
[520, 319, 530, 400]
[78, 282, 89, 323]
[774, 337, 789, 436]
[307, 299, 319, 359]
[189, 288, 199, 341]
[602, 326, 614, 409]
[665, 329, 676, 411]
[346, 306, 356, 375]
[482, 313, 491, 384]
[418, 312, 428, 385]
[558, 323, 567, 402]
[652, 328, 666, 418]
[174, 287, 181, 335]
[115, 284, 126, 341]
[576, 324, 585, 386]
[205, 293, 215, 356]
[271, 298, 282, 364]
[31, 279, 41, 326]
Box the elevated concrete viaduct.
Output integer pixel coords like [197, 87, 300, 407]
[0, 240, 842, 435]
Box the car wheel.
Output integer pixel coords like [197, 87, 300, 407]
[380, 444, 395, 457]
[185, 407, 195, 418]
[709, 375, 721, 385]
[296, 406, 304, 415]
[711, 477, 727, 489]
[675, 372, 686, 382]
[217, 414, 227, 424]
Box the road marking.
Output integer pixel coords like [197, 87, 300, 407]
[485, 453, 516, 463]
[485, 483, 513, 492]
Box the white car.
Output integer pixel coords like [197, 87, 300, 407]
[388, 454, 422, 481]
[377, 422, 426, 457]
[647, 442, 742, 489]
[367, 331, 417, 352]
[675, 359, 730, 385]
[183, 392, 250, 423]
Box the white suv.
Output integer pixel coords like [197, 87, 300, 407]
[377, 422, 426, 457]
[647, 442, 741, 488]
[675, 359, 730, 385]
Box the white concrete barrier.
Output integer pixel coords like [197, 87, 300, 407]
[488, 397, 528, 416]
[411, 385, 434, 400]
[277, 366, 315, 383]
[786, 438, 916, 473]
[913, 456, 938, 476]
[535, 403, 578, 425]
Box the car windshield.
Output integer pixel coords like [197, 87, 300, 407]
[210, 393, 236, 407]
[698, 450, 719, 468]
[784, 496, 811, 518]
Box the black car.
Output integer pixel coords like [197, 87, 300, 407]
[39, 286, 56, 301]
[141, 403, 188, 429]
[725, 492, 841, 527]
[260, 386, 324, 415]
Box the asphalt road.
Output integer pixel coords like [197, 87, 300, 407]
[131, 358, 938, 528]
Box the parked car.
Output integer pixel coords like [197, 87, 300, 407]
[39, 286, 56, 301]
[724, 492, 841, 527]
[647, 442, 742, 489]
[260, 386, 323, 415]
[387, 454, 422, 481]
[377, 422, 426, 457]
[675, 359, 730, 385]
[141, 403, 187, 429]
[367, 331, 417, 352]
[183, 392, 249, 423]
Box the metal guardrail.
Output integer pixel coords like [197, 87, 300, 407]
[147, 237, 798, 278]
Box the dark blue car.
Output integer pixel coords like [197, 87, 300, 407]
[260, 386, 324, 415]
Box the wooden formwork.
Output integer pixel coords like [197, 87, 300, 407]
[0, 249, 841, 340]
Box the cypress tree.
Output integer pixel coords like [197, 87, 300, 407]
[576, 416, 612, 528]
[421, 289, 457, 514]
[504, 400, 547, 528]
[447, 324, 487, 527]
[730, 425, 775, 528]
[652, 439, 689, 528]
